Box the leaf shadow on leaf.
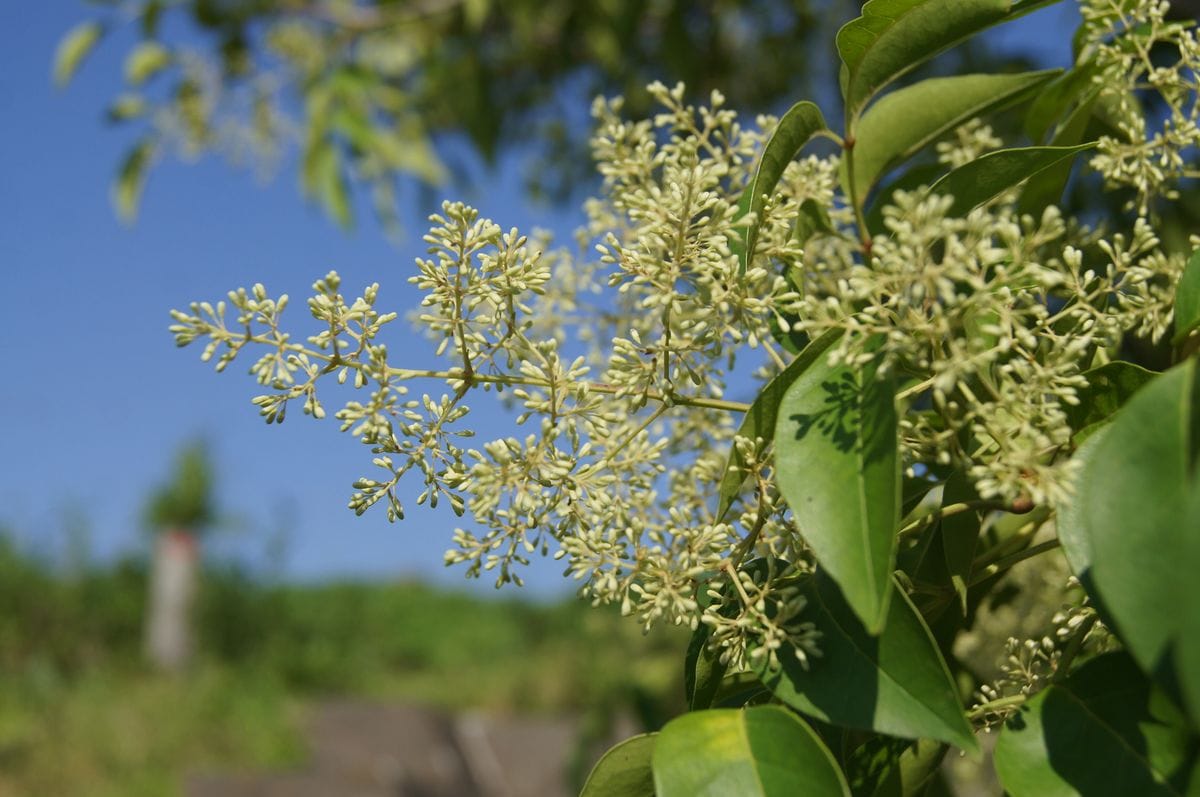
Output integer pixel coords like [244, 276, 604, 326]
[1004, 654, 1198, 796]
[787, 372, 862, 454]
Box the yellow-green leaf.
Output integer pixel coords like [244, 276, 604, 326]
[125, 41, 172, 86]
[653, 707, 850, 797]
[837, 0, 1009, 122]
[53, 22, 103, 87]
[113, 138, 155, 222]
[846, 70, 1058, 204]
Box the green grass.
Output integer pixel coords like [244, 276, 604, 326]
[0, 665, 303, 797]
[0, 536, 687, 795]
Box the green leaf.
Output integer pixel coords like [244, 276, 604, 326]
[863, 162, 946, 236]
[836, 0, 1011, 122]
[735, 101, 827, 274]
[774, 344, 899, 631]
[581, 733, 657, 797]
[113, 138, 155, 222]
[846, 70, 1059, 204]
[652, 707, 851, 797]
[685, 622, 727, 712]
[929, 144, 1095, 217]
[844, 736, 947, 797]
[1017, 84, 1106, 217]
[794, 198, 838, 247]
[309, 140, 352, 229]
[994, 653, 1198, 797]
[1024, 61, 1101, 143]
[124, 41, 172, 86]
[717, 330, 843, 521]
[754, 572, 978, 752]
[1055, 425, 1108, 582]
[939, 472, 981, 615]
[107, 94, 147, 123]
[1173, 247, 1200, 343]
[53, 22, 103, 87]
[1063, 361, 1158, 439]
[1061, 360, 1200, 720]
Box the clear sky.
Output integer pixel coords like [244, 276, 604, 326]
[0, 3, 1079, 594]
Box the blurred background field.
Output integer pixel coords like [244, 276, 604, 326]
[0, 528, 685, 796]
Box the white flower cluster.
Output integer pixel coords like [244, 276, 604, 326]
[171, 9, 1195, 669]
[791, 186, 1182, 506]
[972, 580, 1112, 729]
[1082, 0, 1200, 211]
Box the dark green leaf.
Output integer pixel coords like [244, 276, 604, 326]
[940, 472, 981, 615]
[710, 671, 770, 708]
[684, 621, 727, 711]
[845, 736, 947, 797]
[754, 572, 978, 751]
[581, 733, 657, 797]
[1017, 85, 1101, 217]
[847, 70, 1059, 204]
[735, 101, 827, 274]
[794, 198, 838, 247]
[1064, 361, 1158, 439]
[774, 344, 899, 631]
[717, 330, 843, 521]
[836, 0, 1010, 122]
[1060, 360, 1200, 720]
[864, 162, 946, 236]
[929, 144, 1095, 216]
[1024, 62, 1101, 143]
[652, 706, 851, 797]
[994, 653, 1198, 797]
[53, 22, 103, 87]
[1173, 248, 1200, 343]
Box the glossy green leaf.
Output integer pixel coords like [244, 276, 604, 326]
[1062, 360, 1200, 719]
[717, 330, 842, 521]
[581, 733, 657, 797]
[774, 345, 899, 631]
[113, 138, 155, 222]
[929, 144, 1095, 216]
[994, 653, 1198, 797]
[836, 0, 1010, 122]
[1173, 247, 1200, 343]
[1063, 361, 1158, 439]
[736, 101, 827, 274]
[754, 572, 978, 752]
[847, 70, 1058, 203]
[124, 41, 171, 86]
[53, 21, 103, 87]
[652, 707, 850, 797]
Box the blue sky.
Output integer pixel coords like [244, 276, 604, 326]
[0, 3, 1079, 593]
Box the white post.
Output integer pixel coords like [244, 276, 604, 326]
[144, 529, 198, 671]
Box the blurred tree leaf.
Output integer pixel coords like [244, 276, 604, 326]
[144, 441, 215, 533]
